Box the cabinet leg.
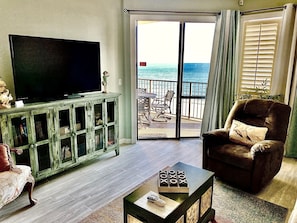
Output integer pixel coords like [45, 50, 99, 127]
[115, 149, 119, 156]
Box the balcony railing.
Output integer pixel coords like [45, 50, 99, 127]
[138, 78, 207, 120]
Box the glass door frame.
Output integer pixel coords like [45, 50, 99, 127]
[130, 14, 216, 143]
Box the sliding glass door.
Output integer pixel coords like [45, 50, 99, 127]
[135, 18, 215, 139]
[137, 21, 179, 139]
[180, 22, 215, 137]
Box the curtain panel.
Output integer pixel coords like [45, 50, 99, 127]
[284, 4, 297, 158]
[286, 97, 297, 158]
[201, 10, 240, 135]
[284, 4, 297, 106]
[270, 4, 296, 97]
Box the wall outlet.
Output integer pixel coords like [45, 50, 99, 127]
[239, 0, 244, 6]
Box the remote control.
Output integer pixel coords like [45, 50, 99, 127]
[147, 194, 166, 207]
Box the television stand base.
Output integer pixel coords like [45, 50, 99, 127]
[65, 94, 84, 99]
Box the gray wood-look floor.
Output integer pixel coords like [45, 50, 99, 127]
[0, 139, 297, 223]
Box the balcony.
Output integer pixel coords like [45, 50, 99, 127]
[137, 78, 207, 139]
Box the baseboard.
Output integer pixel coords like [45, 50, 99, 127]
[120, 138, 133, 145]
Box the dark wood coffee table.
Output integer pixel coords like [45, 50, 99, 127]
[124, 162, 215, 223]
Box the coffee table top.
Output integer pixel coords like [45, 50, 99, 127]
[124, 162, 214, 205]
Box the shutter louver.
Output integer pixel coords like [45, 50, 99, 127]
[239, 20, 280, 95]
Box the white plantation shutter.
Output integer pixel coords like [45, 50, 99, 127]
[239, 19, 281, 95]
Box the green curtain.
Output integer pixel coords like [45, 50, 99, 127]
[284, 4, 297, 158]
[201, 10, 240, 135]
[285, 94, 297, 158]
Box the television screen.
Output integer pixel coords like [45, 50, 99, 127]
[9, 34, 101, 103]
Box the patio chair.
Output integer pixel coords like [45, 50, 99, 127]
[151, 90, 175, 121]
[137, 88, 150, 126]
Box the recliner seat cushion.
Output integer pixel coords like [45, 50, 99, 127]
[207, 144, 253, 170]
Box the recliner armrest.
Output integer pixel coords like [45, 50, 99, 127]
[250, 140, 284, 156]
[202, 129, 230, 145]
[250, 140, 284, 192]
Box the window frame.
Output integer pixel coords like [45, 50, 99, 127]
[237, 12, 283, 99]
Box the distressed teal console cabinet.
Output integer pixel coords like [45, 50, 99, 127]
[0, 92, 120, 181]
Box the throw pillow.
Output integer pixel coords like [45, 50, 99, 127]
[0, 144, 11, 172]
[229, 120, 268, 146]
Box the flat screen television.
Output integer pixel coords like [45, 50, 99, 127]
[9, 34, 101, 103]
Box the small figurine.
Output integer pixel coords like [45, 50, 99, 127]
[102, 71, 109, 93]
[0, 79, 13, 109]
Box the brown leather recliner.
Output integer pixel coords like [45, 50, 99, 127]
[202, 99, 291, 193]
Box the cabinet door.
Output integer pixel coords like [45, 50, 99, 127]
[0, 115, 8, 144]
[105, 97, 119, 154]
[6, 112, 34, 170]
[31, 109, 54, 178]
[73, 103, 88, 159]
[92, 100, 105, 152]
[54, 106, 75, 166]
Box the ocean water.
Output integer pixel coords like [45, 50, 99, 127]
[138, 63, 209, 83]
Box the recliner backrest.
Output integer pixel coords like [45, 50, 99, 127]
[224, 99, 291, 143]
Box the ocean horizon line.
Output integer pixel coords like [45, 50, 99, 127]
[138, 62, 210, 83]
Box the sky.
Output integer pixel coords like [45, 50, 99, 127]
[137, 21, 216, 64]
